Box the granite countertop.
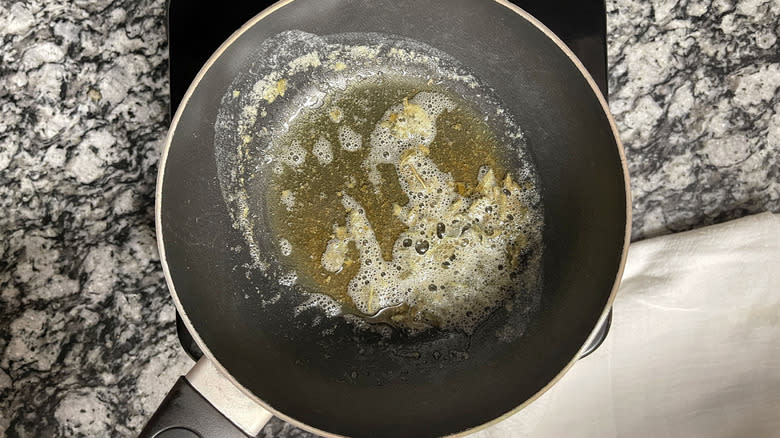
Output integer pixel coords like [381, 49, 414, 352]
[0, 0, 777, 436]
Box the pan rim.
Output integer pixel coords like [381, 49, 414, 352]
[155, 0, 632, 436]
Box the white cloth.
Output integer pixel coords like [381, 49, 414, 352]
[473, 212, 780, 438]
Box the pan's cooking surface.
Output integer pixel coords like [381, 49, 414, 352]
[159, 0, 628, 436]
[211, 29, 545, 336]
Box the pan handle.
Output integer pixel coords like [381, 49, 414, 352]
[139, 357, 273, 438]
[579, 308, 612, 359]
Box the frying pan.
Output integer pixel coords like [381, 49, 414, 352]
[141, 0, 630, 437]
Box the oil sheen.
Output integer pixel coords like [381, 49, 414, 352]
[264, 75, 542, 333]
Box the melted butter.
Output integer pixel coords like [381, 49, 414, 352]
[264, 76, 538, 332]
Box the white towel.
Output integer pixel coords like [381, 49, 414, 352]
[472, 212, 780, 438]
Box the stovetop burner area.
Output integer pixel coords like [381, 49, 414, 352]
[166, 0, 609, 362]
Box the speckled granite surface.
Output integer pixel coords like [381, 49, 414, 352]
[608, 0, 779, 239]
[0, 0, 777, 436]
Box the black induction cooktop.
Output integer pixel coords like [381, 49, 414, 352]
[166, 0, 611, 364]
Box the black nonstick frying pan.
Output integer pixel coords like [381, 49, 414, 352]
[141, 0, 630, 437]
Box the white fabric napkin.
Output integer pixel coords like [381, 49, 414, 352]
[472, 212, 780, 438]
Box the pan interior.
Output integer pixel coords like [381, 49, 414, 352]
[212, 30, 545, 338]
[159, 1, 627, 437]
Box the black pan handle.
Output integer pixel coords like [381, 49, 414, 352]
[139, 358, 272, 438]
[139, 377, 248, 438]
[578, 308, 612, 359]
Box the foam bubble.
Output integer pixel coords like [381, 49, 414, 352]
[279, 271, 298, 286]
[279, 238, 292, 256]
[295, 294, 341, 317]
[363, 92, 456, 185]
[338, 125, 362, 151]
[312, 136, 333, 165]
[280, 140, 307, 168]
